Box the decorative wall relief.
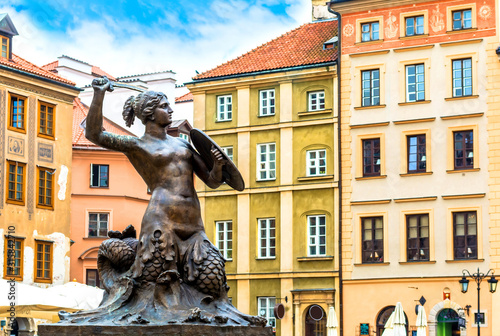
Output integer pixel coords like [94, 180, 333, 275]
[430, 4, 445, 32]
[479, 3, 492, 20]
[27, 96, 36, 219]
[38, 142, 54, 163]
[343, 23, 354, 37]
[385, 12, 398, 39]
[8, 136, 24, 156]
[0, 89, 5, 209]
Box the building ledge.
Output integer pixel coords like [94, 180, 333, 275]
[398, 100, 431, 106]
[399, 260, 436, 265]
[298, 108, 333, 117]
[297, 175, 334, 182]
[399, 172, 433, 177]
[440, 112, 484, 120]
[445, 95, 479, 101]
[355, 175, 387, 181]
[297, 256, 334, 262]
[354, 262, 390, 266]
[446, 168, 480, 174]
[445, 259, 484, 263]
[393, 117, 435, 125]
[354, 104, 386, 110]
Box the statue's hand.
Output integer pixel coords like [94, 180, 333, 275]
[211, 145, 226, 167]
[92, 76, 114, 93]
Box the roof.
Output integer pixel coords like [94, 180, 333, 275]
[175, 92, 193, 103]
[0, 54, 76, 86]
[193, 20, 338, 81]
[72, 98, 135, 148]
[42, 60, 117, 81]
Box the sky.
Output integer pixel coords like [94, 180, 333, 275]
[1, 0, 312, 85]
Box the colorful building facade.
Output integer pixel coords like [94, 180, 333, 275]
[186, 20, 339, 335]
[0, 13, 80, 334]
[323, 0, 497, 335]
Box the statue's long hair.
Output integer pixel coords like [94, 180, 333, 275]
[122, 91, 167, 127]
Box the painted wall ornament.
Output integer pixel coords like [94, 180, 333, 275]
[430, 4, 445, 32]
[385, 12, 398, 39]
[54, 77, 269, 331]
[479, 3, 492, 20]
[343, 23, 354, 37]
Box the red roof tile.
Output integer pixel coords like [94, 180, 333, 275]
[193, 20, 338, 80]
[73, 98, 135, 148]
[0, 54, 76, 86]
[42, 61, 116, 81]
[175, 92, 193, 103]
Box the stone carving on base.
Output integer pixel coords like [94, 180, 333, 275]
[39, 77, 271, 335]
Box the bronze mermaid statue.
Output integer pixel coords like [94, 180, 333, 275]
[59, 77, 266, 327]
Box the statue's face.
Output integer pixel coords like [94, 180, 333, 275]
[154, 96, 173, 127]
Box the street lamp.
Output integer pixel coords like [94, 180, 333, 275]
[459, 268, 497, 336]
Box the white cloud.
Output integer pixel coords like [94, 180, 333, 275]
[1, 1, 311, 84]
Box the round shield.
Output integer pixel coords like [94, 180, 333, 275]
[308, 305, 324, 321]
[190, 128, 245, 191]
[274, 303, 285, 319]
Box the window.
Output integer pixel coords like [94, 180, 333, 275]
[452, 58, 472, 97]
[217, 95, 232, 121]
[178, 133, 189, 141]
[258, 297, 276, 329]
[406, 64, 425, 102]
[6, 160, 25, 205]
[407, 134, 426, 173]
[405, 16, 424, 36]
[86, 269, 102, 288]
[9, 94, 26, 132]
[4, 237, 23, 280]
[37, 167, 54, 209]
[1, 35, 8, 58]
[35, 241, 52, 283]
[38, 102, 55, 139]
[259, 89, 275, 116]
[362, 138, 381, 177]
[306, 149, 327, 176]
[453, 130, 473, 170]
[216, 221, 233, 260]
[88, 212, 109, 237]
[221, 146, 234, 161]
[90, 164, 109, 187]
[361, 22, 379, 41]
[257, 143, 276, 181]
[308, 215, 326, 256]
[452, 9, 472, 30]
[258, 218, 276, 258]
[361, 69, 380, 106]
[406, 214, 429, 261]
[362, 217, 383, 263]
[453, 211, 477, 259]
[308, 91, 325, 111]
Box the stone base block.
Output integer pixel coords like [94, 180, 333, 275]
[38, 324, 273, 336]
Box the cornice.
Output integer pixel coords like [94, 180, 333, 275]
[329, 0, 432, 14]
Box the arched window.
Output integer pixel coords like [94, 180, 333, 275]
[305, 304, 327, 336]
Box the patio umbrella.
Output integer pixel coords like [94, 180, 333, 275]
[45, 281, 104, 310]
[416, 305, 427, 336]
[381, 309, 395, 336]
[392, 302, 407, 336]
[326, 306, 338, 336]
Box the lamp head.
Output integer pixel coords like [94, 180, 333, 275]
[459, 275, 469, 293]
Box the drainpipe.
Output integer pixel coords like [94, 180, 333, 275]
[326, 3, 343, 336]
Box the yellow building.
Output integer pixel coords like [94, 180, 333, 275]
[186, 20, 339, 335]
[321, 0, 498, 335]
[0, 13, 80, 334]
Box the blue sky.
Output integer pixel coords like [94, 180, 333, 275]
[2, 0, 311, 84]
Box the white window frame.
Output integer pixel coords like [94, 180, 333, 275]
[217, 95, 232, 121]
[406, 64, 425, 102]
[257, 143, 276, 181]
[215, 220, 233, 261]
[178, 133, 189, 141]
[221, 146, 234, 161]
[308, 91, 325, 111]
[405, 15, 424, 36]
[258, 297, 276, 329]
[452, 58, 473, 97]
[306, 149, 327, 176]
[307, 215, 326, 256]
[258, 218, 276, 259]
[259, 89, 275, 116]
[361, 21, 379, 41]
[90, 164, 109, 187]
[88, 212, 109, 237]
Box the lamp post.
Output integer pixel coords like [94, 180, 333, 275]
[458, 268, 497, 336]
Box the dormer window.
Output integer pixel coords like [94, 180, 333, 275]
[1, 35, 8, 58]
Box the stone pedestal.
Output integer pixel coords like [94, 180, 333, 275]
[38, 324, 273, 336]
